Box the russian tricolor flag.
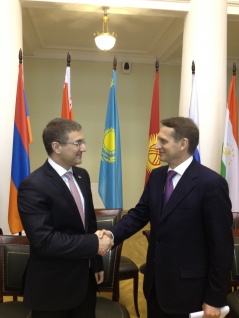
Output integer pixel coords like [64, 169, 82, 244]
[8, 53, 33, 234]
[189, 62, 200, 163]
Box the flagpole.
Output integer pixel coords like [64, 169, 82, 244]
[9, 48, 33, 235]
[113, 55, 117, 71]
[19, 48, 22, 65]
[233, 62, 236, 76]
[189, 60, 200, 163]
[221, 62, 239, 215]
[67, 51, 71, 67]
[61, 52, 73, 120]
[144, 58, 160, 185]
[18, 49, 22, 236]
[192, 60, 195, 75]
[155, 57, 159, 72]
[232, 62, 238, 219]
[19, 48, 22, 236]
[19, 48, 23, 236]
[98, 55, 123, 209]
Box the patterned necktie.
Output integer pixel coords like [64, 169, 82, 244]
[163, 170, 177, 207]
[65, 172, 85, 227]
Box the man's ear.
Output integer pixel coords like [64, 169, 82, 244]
[52, 142, 61, 154]
[180, 138, 188, 151]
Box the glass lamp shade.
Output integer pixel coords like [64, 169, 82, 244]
[95, 33, 116, 51]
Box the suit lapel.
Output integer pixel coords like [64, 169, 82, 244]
[160, 160, 199, 222]
[158, 167, 168, 210]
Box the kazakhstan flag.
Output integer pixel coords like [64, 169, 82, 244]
[98, 69, 123, 209]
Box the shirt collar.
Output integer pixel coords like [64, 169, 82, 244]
[48, 157, 73, 177]
[168, 156, 193, 176]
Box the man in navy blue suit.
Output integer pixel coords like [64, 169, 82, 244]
[99, 117, 234, 318]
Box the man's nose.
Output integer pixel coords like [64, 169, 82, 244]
[155, 141, 160, 149]
[80, 144, 86, 151]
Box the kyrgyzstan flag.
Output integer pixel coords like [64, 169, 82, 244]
[145, 61, 161, 186]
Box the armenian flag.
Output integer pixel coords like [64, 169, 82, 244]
[8, 53, 33, 234]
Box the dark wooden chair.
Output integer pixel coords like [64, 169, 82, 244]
[0, 219, 130, 318]
[95, 209, 140, 317]
[142, 230, 150, 243]
[232, 213, 239, 230]
[139, 230, 150, 275]
[226, 229, 239, 318]
[118, 256, 139, 316]
[95, 208, 122, 299]
[95, 209, 130, 317]
[0, 234, 31, 318]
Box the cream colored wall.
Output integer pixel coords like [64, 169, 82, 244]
[24, 58, 181, 210]
[0, 1, 23, 235]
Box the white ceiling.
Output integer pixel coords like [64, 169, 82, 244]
[21, 0, 239, 65]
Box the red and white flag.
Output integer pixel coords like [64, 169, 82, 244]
[61, 65, 73, 120]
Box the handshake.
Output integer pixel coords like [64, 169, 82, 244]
[95, 229, 114, 256]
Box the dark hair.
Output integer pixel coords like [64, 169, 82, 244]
[42, 118, 82, 155]
[161, 117, 199, 155]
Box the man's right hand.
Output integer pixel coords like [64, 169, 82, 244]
[95, 231, 114, 256]
[97, 229, 113, 240]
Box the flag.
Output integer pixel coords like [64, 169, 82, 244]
[8, 60, 33, 234]
[98, 69, 122, 209]
[61, 65, 73, 120]
[145, 67, 161, 185]
[189, 67, 200, 162]
[221, 69, 239, 213]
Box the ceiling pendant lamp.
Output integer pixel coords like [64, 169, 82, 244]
[94, 7, 116, 52]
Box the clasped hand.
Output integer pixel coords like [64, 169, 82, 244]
[95, 229, 114, 256]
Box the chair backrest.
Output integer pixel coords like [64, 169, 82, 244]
[232, 213, 239, 230]
[142, 230, 150, 243]
[0, 211, 122, 303]
[0, 235, 30, 303]
[95, 209, 122, 222]
[95, 209, 122, 296]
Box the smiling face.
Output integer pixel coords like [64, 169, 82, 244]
[155, 126, 189, 169]
[51, 130, 86, 170]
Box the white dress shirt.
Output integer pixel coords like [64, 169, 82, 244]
[168, 156, 193, 189]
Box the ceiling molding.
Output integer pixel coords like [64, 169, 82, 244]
[227, 0, 239, 15]
[227, 0, 239, 5]
[21, 0, 239, 64]
[29, 48, 171, 65]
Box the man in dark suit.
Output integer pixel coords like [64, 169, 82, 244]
[99, 117, 234, 318]
[18, 118, 113, 318]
